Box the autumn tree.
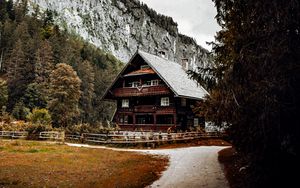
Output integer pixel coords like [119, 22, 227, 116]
[48, 63, 81, 127]
[189, 0, 300, 187]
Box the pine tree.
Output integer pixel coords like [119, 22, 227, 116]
[189, 0, 300, 187]
[48, 63, 81, 127]
[77, 60, 94, 123]
[6, 39, 28, 110]
[0, 78, 8, 108]
[34, 40, 54, 89]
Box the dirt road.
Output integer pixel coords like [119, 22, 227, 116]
[67, 143, 229, 188]
[144, 146, 229, 188]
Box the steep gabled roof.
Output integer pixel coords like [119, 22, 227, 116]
[138, 50, 209, 99]
[102, 50, 209, 100]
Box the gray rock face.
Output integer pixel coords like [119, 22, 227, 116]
[26, 0, 211, 67]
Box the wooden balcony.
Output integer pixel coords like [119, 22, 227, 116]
[134, 105, 156, 113]
[113, 85, 170, 97]
[156, 106, 176, 114]
[117, 105, 176, 114]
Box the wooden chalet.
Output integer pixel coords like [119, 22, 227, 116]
[102, 50, 209, 131]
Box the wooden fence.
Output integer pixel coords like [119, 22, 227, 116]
[1, 130, 225, 144]
[0, 131, 28, 139]
[39, 131, 65, 141]
[65, 131, 224, 144]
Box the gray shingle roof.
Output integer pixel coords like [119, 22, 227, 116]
[138, 50, 209, 100]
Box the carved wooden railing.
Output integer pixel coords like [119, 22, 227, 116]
[113, 85, 170, 97]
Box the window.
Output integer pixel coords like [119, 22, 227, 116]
[119, 114, 133, 124]
[140, 65, 150, 70]
[122, 99, 129, 108]
[161, 97, 169, 106]
[181, 98, 187, 107]
[151, 80, 159, 86]
[129, 81, 140, 88]
[194, 118, 199, 127]
[142, 80, 151, 86]
[136, 115, 154, 124]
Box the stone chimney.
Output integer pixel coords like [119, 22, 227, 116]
[181, 58, 189, 71]
[158, 50, 167, 59]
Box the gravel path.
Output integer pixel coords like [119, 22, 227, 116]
[144, 146, 229, 188]
[67, 143, 229, 188]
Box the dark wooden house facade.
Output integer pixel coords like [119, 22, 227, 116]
[103, 50, 209, 131]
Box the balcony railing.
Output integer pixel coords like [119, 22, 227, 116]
[134, 105, 156, 112]
[117, 105, 176, 114]
[113, 85, 170, 97]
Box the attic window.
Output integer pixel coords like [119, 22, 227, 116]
[129, 81, 140, 88]
[151, 80, 159, 86]
[140, 65, 150, 70]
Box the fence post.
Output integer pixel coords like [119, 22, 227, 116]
[61, 131, 65, 144]
[80, 133, 84, 143]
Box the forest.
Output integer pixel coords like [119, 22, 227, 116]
[189, 0, 299, 187]
[0, 0, 123, 134]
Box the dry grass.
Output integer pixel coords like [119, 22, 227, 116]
[218, 147, 247, 188]
[0, 140, 168, 188]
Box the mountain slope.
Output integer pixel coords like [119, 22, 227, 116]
[26, 0, 211, 67]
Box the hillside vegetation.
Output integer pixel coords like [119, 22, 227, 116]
[0, 0, 123, 129]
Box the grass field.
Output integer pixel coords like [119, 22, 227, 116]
[0, 140, 168, 188]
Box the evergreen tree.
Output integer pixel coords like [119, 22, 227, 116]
[0, 78, 8, 108]
[11, 100, 30, 120]
[48, 63, 81, 127]
[22, 83, 47, 110]
[77, 60, 94, 123]
[34, 40, 54, 97]
[0, 1, 123, 125]
[189, 0, 300, 187]
[6, 39, 28, 111]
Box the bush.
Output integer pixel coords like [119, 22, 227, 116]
[26, 108, 52, 125]
[25, 123, 52, 135]
[0, 106, 13, 123]
[0, 120, 28, 131]
[66, 123, 117, 135]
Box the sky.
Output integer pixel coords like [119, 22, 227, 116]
[139, 0, 221, 51]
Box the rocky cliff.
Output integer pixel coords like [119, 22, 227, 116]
[26, 0, 211, 67]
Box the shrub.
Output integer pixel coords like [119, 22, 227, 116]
[26, 108, 52, 125]
[25, 108, 53, 139]
[25, 122, 52, 135]
[12, 101, 30, 120]
[66, 123, 117, 135]
[0, 120, 27, 131]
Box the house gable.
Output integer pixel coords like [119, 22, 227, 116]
[102, 52, 176, 100]
[102, 50, 209, 100]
